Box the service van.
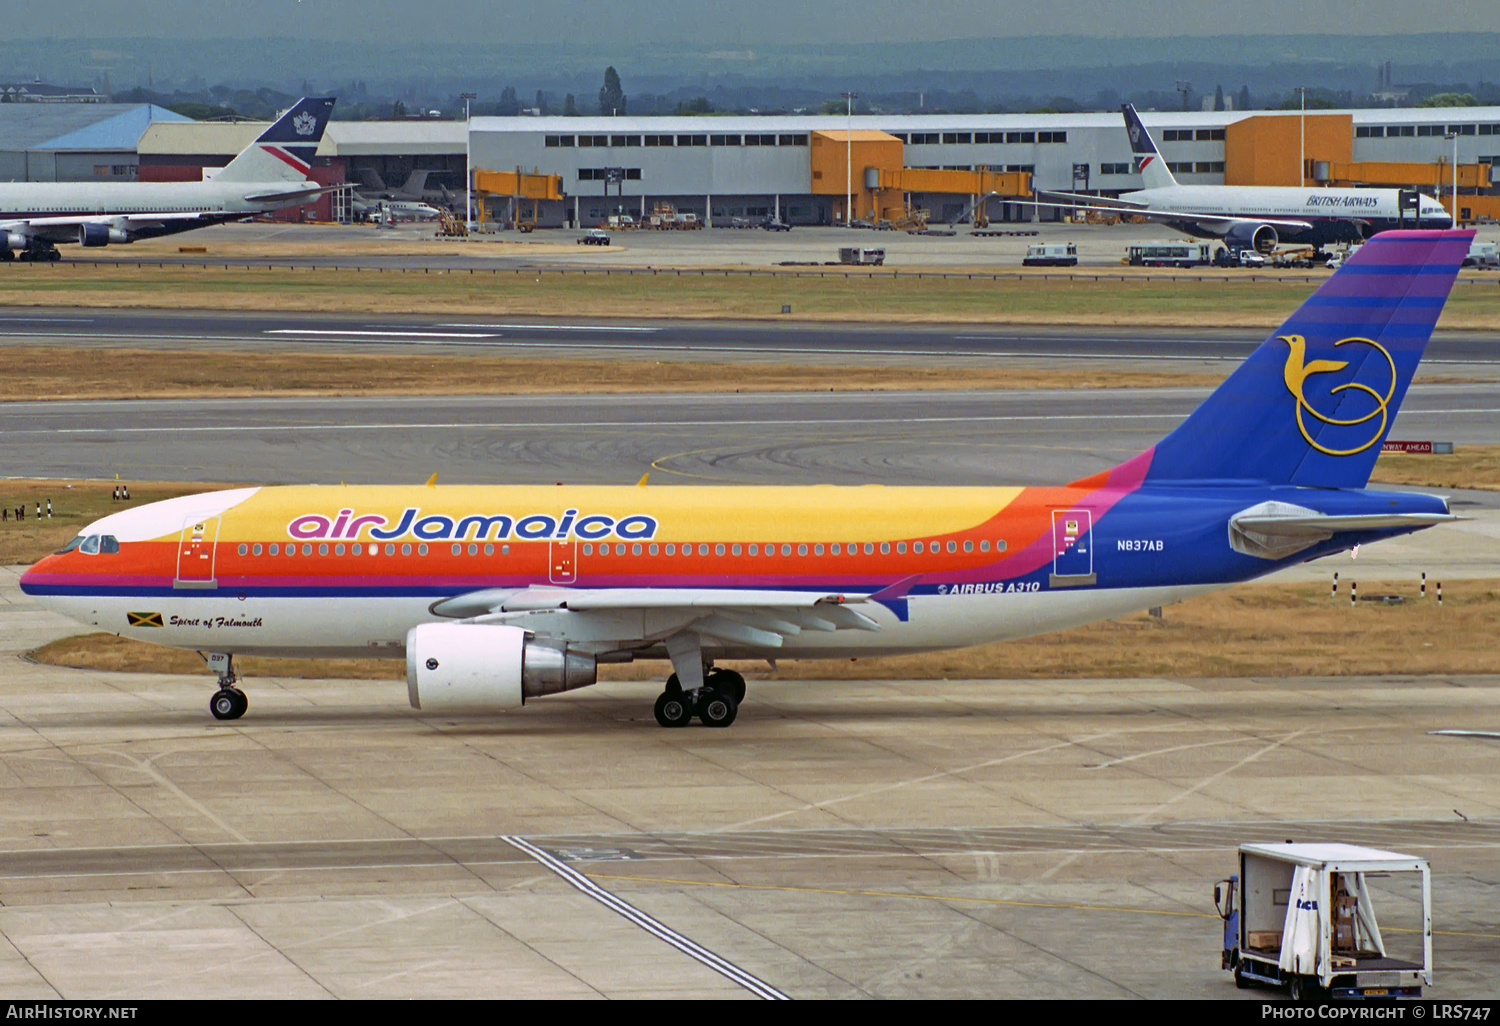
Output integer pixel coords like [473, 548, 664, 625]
[1022, 242, 1078, 267]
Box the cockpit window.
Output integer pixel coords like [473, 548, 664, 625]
[79, 535, 101, 555]
[55, 536, 84, 555]
[100, 535, 120, 554]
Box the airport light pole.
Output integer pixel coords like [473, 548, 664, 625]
[461, 92, 477, 231]
[842, 91, 857, 226]
[1444, 132, 1459, 225]
[1298, 86, 1306, 187]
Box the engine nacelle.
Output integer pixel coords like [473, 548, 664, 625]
[1224, 222, 1278, 255]
[2, 231, 27, 251]
[78, 223, 129, 247]
[405, 622, 597, 714]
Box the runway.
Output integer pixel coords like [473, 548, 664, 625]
[4, 307, 1500, 368]
[3, 385, 1499, 495]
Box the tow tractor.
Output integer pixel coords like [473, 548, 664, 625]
[1216, 843, 1432, 1000]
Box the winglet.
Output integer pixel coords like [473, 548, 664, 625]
[637, 473, 649, 488]
[425, 473, 438, 488]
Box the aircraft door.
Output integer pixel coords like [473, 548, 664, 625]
[1050, 509, 1096, 586]
[549, 537, 577, 584]
[175, 516, 220, 589]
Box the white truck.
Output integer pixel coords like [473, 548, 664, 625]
[1022, 242, 1078, 267]
[1216, 843, 1431, 1001]
[1464, 240, 1498, 268]
[837, 246, 886, 266]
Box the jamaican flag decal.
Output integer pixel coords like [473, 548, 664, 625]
[127, 612, 164, 628]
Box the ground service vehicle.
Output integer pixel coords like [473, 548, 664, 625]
[1217, 843, 1431, 1000]
[578, 229, 610, 246]
[1127, 241, 1212, 267]
[838, 246, 886, 265]
[1464, 240, 1498, 268]
[1022, 242, 1078, 267]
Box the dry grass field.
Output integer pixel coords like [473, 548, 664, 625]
[4, 261, 1500, 328]
[0, 345, 1227, 402]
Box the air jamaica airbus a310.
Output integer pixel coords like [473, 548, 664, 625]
[21, 229, 1472, 727]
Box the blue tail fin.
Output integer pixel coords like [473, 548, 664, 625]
[1142, 229, 1472, 488]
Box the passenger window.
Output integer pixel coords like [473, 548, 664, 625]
[715, 544, 724, 556]
[797, 544, 807, 556]
[650, 544, 659, 555]
[353, 544, 362, 555]
[418, 544, 428, 556]
[665, 544, 676, 555]
[485, 544, 494, 556]
[401, 544, 412, 556]
[634, 544, 643, 556]
[947, 541, 957, 553]
[699, 544, 709, 556]
[270, 543, 279, 555]
[980, 540, 990, 552]
[830, 544, 839, 555]
[253, 544, 262, 556]
[318, 544, 329, 556]
[814, 544, 823, 556]
[964, 540, 973, 553]
[781, 544, 791, 556]
[914, 542, 924, 553]
[238, 544, 248, 556]
[863, 543, 873, 555]
[880, 543, 890, 554]
[731, 544, 740, 556]
[996, 540, 1007, 552]
[302, 544, 312, 556]
[336, 544, 345, 555]
[897, 542, 906, 554]
[468, 544, 478, 556]
[385, 544, 395, 555]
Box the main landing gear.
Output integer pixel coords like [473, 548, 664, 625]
[16, 241, 61, 263]
[205, 652, 249, 721]
[652, 668, 746, 729]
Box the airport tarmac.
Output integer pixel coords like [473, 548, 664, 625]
[76, 219, 1500, 272]
[1, 564, 1497, 999]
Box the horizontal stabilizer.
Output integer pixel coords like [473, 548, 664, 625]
[1228, 500, 1461, 559]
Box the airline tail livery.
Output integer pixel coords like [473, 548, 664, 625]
[21, 230, 1471, 727]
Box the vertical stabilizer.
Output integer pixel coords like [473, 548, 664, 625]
[215, 97, 337, 184]
[1135, 230, 1471, 488]
[1122, 103, 1178, 191]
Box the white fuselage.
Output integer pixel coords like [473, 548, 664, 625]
[0, 179, 315, 219]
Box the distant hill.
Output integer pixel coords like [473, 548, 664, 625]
[10, 33, 1499, 115]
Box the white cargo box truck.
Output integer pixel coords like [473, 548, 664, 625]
[1022, 242, 1078, 266]
[1216, 842, 1431, 1000]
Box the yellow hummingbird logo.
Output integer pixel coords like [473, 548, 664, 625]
[1280, 334, 1396, 456]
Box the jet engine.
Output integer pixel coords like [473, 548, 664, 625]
[1223, 222, 1278, 255]
[405, 622, 597, 713]
[78, 223, 129, 247]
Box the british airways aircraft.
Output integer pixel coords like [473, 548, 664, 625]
[1043, 104, 1453, 253]
[20, 230, 1470, 726]
[0, 97, 336, 263]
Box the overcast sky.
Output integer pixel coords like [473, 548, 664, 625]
[13, 1, 1500, 44]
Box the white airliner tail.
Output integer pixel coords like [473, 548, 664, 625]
[1122, 103, 1179, 191]
[216, 98, 336, 184]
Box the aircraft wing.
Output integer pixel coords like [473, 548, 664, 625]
[1032, 193, 1315, 234]
[430, 584, 917, 649]
[1, 212, 229, 244]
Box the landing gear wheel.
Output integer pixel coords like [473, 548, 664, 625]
[210, 687, 248, 721]
[696, 688, 738, 728]
[705, 668, 746, 704]
[653, 689, 694, 728]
